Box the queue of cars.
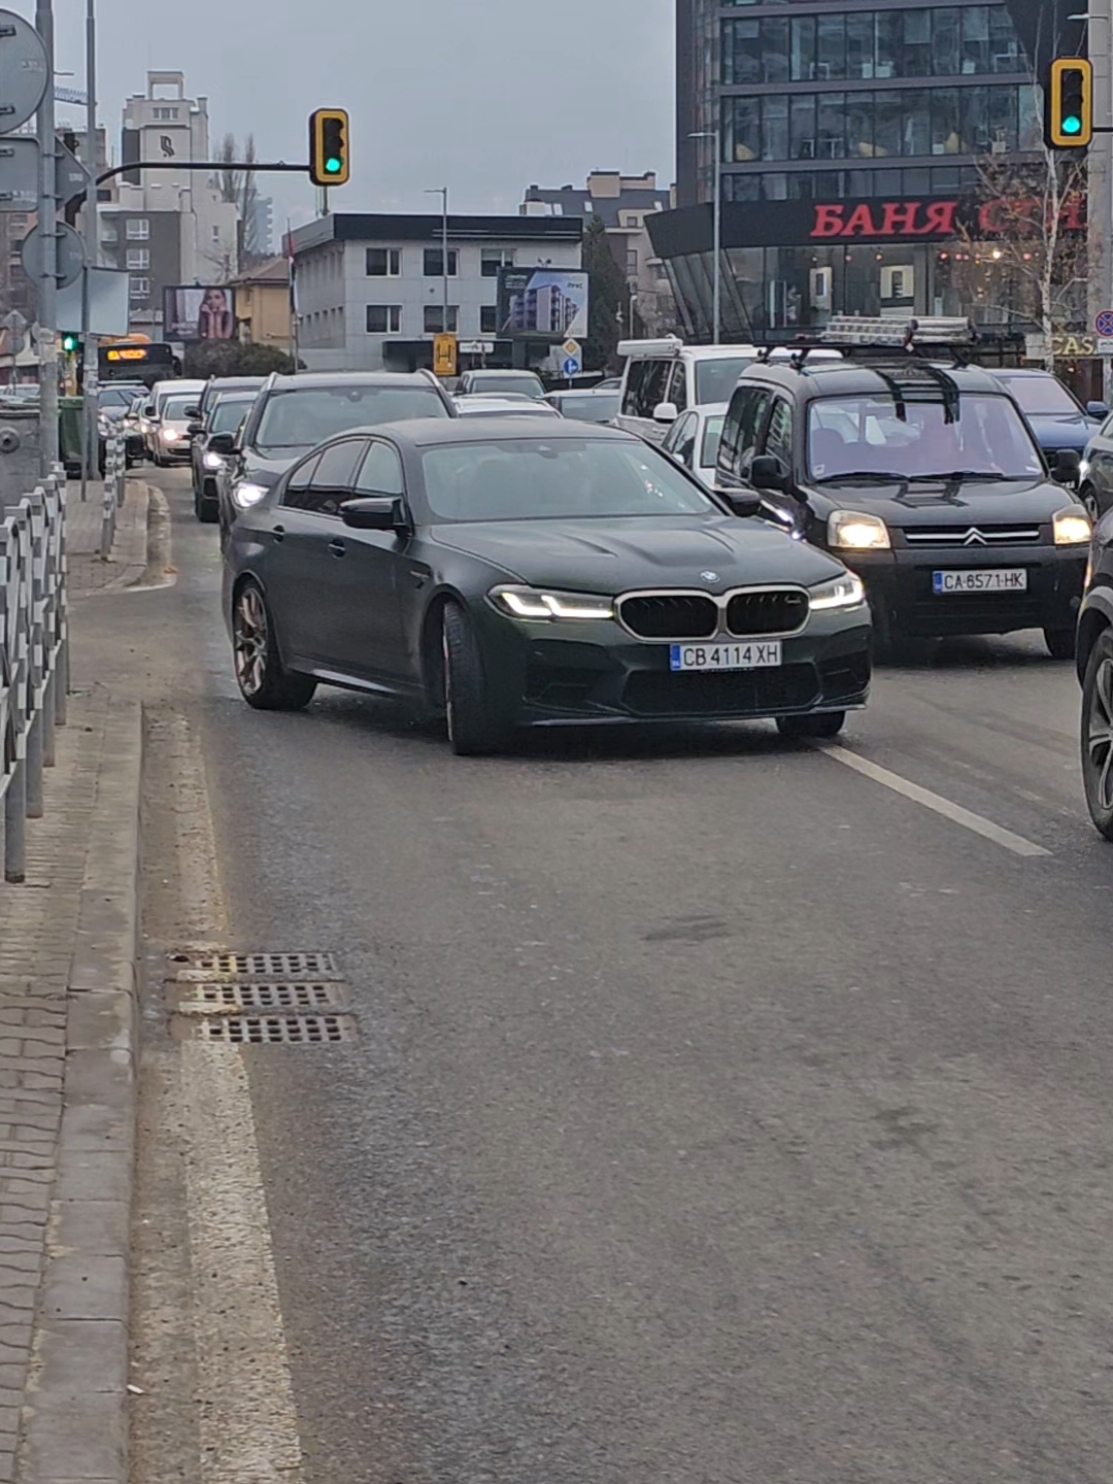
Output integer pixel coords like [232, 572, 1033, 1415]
[138, 336, 1113, 835]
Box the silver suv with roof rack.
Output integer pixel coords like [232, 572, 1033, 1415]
[715, 319, 1092, 658]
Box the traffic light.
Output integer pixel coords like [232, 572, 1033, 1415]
[1046, 57, 1093, 149]
[61, 333, 80, 354]
[309, 109, 350, 186]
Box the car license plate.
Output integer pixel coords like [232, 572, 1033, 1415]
[932, 568, 1028, 595]
[669, 641, 782, 672]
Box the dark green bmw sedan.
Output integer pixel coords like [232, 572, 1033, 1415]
[223, 419, 872, 754]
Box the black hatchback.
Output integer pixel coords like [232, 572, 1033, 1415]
[716, 354, 1091, 658]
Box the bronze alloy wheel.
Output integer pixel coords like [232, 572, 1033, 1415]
[234, 584, 269, 699]
[1083, 633, 1113, 840]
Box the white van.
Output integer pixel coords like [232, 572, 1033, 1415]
[613, 338, 840, 445]
[613, 339, 762, 445]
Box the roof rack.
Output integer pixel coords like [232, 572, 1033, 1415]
[821, 315, 975, 348]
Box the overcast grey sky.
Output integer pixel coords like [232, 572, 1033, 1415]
[13, 0, 674, 231]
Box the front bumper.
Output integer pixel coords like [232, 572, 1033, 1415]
[476, 605, 872, 727]
[843, 542, 1086, 638]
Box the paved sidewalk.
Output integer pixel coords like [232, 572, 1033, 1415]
[0, 475, 149, 1483]
[67, 479, 151, 598]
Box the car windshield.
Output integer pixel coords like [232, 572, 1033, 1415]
[695, 357, 755, 405]
[421, 437, 714, 523]
[98, 387, 136, 410]
[253, 386, 448, 453]
[468, 375, 544, 399]
[162, 396, 196, 421]
[807, 394, 1044, 483]
[700, 414, 725, 466]
[210, 398, 253, 435]
[995, 374, 1080, 417]
[555, 393, 620, 423]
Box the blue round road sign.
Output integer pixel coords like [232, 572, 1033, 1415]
[1096, 309, 1113, 339]
[563, 356, 581, 378]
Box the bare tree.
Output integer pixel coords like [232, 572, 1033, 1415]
[952, 135, 1091, 374]
[216, 133, 261, 268]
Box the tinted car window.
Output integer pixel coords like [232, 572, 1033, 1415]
[298, 439, 366, 515]
[420, 438, 712, 522]
[552, 393, 620, 423]
[463, 374, 543, 399]
[253, 385, 448, 455]
[635, 361, 673, 419]
[209, 398, 254, 435]
[995, 373, 1080, 417]
[720, 386, 771, 472]
[355, 441, 405, 496]
[765, 398, 793, 469]
[806, 395, 1045, 481]
[280, 454, 321, 508]
[700, 414, 725, 466]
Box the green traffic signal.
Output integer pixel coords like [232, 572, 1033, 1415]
[325, 158, 342, 174]
[309, 109, 350, 187]
[1063, 115, 1083, 135]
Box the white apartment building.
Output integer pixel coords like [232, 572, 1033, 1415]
[290, 212, 584, 373]
[99, 72, 239, 334]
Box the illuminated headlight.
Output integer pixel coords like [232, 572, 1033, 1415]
[809, 572, 866, 611]
[828, 510, 891, 551]
[203, 451, 226, 470]
[1053, 508, 1092, 546]
[489, 585, 614, 621]
[231, 481, 269, 510]
[161, 428, 180, 443]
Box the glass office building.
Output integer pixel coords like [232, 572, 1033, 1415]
[663, 0, 1083, 340]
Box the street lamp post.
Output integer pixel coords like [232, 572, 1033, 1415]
[688, 129, 722, 343]
[35, 0, 59, 473]
[425, 187, 449, 332]
[80, 0, 97, 503]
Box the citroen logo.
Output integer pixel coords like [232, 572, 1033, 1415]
[962, 528, 988, 547]
[700, 570, 720, 583]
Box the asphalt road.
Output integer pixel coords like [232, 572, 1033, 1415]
[99, 469, 1113, 1484]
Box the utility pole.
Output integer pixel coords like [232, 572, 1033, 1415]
[35, 0, 59, 473]
[425, 186, 450, 332]
[80, 0, 97, 502]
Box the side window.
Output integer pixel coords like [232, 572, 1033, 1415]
[763, 398, 794, 472]
[280, 454, 321, 510]
[355, 440, 405, 496]
[718, 386, 771, 475]
[302, 439, 366, 516]
[669, 362, 689, 413]
[662, 411, 689, 454]
[621, 362, 649, 418]
[635, 360, 674, 420]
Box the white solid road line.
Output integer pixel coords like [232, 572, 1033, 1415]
[820, 743, 1052, 859]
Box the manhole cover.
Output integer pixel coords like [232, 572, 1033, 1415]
[176, 982, 349, 1014]
[168, 951, 340, 979]
[185, 1014, 360, 1046]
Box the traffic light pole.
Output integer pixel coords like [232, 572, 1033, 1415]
[1090, 0, 1113, 403]
[80, 0, 97, 504]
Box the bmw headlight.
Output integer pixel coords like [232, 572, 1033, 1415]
[1053, 508, 1092, 546]
[828, 510, 891, 551]
[203, 450, 226, 470]
[489, 585, 614, 621]
[231, 481, 269, 510]
[809, 572, 866, 611]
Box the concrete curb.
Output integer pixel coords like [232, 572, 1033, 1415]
[17, 699, 142, 1484]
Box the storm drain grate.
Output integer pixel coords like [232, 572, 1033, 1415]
[177, 981, 349, 1014]
[192, 1014, 359, 1045]
[168, 951, 340, 979]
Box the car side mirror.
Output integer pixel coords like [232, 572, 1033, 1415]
[341, 496, 406, 532]
[1087, 401, 1109, 419]
[653, 401, 679, 424]
[749, 454, 787, 491]
[207, 431, 236, 455]
[142, 403, 155, 417]
[1052, 448, 1082, 484]
[187, 421, 204, 437]
[716, 488, 762, 519]
[185, 405, 201, 419]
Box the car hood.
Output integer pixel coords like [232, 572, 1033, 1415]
[806, 475, 1075, 524]
[1021, 413, 1093, 453]
[431, 515, 848, 591]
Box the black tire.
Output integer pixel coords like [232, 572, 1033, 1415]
[232, 580, 317, 712]
[777, 710, 846, 741]
[1044, 626, 1077, 661]
[1082, 629, 1113, 840]
[442, 602, 508, 756]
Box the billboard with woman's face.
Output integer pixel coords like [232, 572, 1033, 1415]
[163, 284, 237, 341]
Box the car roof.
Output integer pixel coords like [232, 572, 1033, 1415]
[368, 417, 635, 448]
[262, 371, 443, 391]
[990, 368, 1056, 379]
[733, 358, 1009, 399]
[464, 368, 542, 378]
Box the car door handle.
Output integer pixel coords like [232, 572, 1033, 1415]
[272, 523, 286, 543]
[329, 538, 347, 558]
